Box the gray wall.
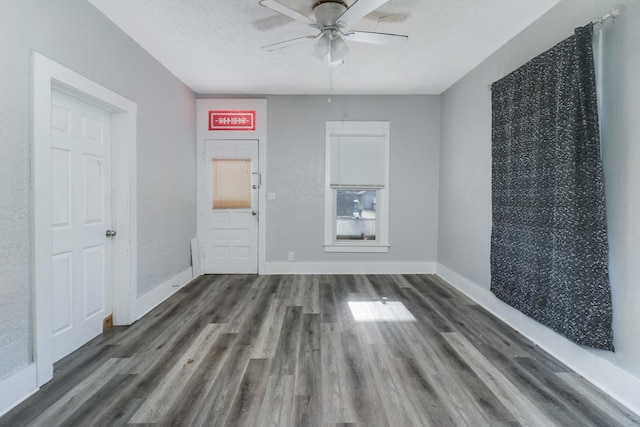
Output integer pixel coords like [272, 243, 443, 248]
[0, 0, 196, 380]
[266, 95, 440, 264]
[438, 0, 640, 378]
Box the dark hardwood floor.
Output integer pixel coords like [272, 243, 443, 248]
[2, 274, 639, 426]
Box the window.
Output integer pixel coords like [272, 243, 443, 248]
[324, 121, 390, 252]
[212, 159, 251, 208]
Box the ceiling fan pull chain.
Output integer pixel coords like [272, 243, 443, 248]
[329, 62, 334, 95]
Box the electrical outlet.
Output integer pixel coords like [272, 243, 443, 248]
[288, 252, 294, 262]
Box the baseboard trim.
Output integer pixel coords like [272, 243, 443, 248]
[262, 261, 436, 275]
[0, 364, 38, 417]
[435, 263, 640, 417]
[136, 268, 194, 320]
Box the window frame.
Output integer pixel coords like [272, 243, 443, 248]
[324, 121, 390, 253]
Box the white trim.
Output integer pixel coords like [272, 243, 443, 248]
[263, 261, 435, 275]
[0, 365, 38, 417]
[32, 52, 137, 387]
[136, 268, 194, 320]
[323, 244, 390, 253]
[436, 263, 640, 417]
[196, 99, 267, 274]
[324, 121, 390, 252]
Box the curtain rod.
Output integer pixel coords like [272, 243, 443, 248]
[593, 3, 625, 25]
[488, 4, 626, 91]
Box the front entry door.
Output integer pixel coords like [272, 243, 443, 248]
[204, 140, 259, 274]
[50, 89, 112, 361]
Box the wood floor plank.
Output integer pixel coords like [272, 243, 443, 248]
[504, 355, 623, 426]
[350, 274, 379, 296]
[389, 284, 457, 333]
[25, 358, 131, 427]
[106, 275, 229, 349]
[224, 358, 272, 427]
[442, 331, 558, 427]
[251, 297, 288, 359]
[207, 275, 257, 323]
[3, 274, 639, 427]
[390, 274, 413, 289]
[340, 331, 390, 427]
[291, 394, 322, 427]
[270, 306, 303, 377]
[274, 275, 294, 299]
[128, 323, 224, 423]
[330, 278, 360, 336]
[556, 372, 640, 427]
[0, 341, 124, 426]
[162, 333, 239, 426]
[233, 286, 276, 345]
[365, 343, 434, 427]
[302, 278, 320, 314]
[379, 320, 512, 426]
[88, 314, 218, 425]
[251, 275, 271, 289]
[319, 282, 338, 324]
[393, 356, 460, 426]
[52, 373, 139, 427]
[320, 323, 356, 425]
[295, 314, 322, 397]
[289, 275, 307, 307]
[257, 375, 295, 427]
[192, 343, 253, 427]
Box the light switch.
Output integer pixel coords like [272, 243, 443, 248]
[267, 192, 276, 200]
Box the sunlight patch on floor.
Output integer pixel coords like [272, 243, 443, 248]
[348, 300, 416, 322]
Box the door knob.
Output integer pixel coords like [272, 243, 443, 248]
[106, 230, 117, 237]
[251, 211, 257, 216]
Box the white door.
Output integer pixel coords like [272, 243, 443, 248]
[204, 140, 259, 274]
[50, 90, 112, 361]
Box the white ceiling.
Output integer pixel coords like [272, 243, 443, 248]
[87, 0, 561, 95]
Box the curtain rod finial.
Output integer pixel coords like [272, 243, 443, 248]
[611, 4, 625, 17]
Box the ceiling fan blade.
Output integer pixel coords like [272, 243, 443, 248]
[258, 0, 317, 27]
[347, 31, 408, 47]
[365, 11, 410, 24]
[262, 35, 317, 52]
[337, 0, 389, 28]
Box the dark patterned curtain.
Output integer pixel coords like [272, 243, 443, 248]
[490, 24, 614, 351]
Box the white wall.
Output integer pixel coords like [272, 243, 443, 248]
[438, 0, 640, 410]
[0, 0, 196, 383]
[265, 95, 440, 272]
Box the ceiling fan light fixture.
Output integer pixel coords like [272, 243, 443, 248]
[260, 0, 409, 67]
[313, 33, 331, 60]
[331, 35, 349, 61]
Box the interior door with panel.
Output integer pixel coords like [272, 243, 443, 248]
[204, 139, 259, 274]
[50, 89, 113, 361]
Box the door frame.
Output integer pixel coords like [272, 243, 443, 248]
[196, 99, 267, 275]
[32, 53, 137, 386]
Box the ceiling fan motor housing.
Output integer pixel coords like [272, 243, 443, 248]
[313, 0, 348, 28]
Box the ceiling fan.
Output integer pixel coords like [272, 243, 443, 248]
[259, 0, 409, 67]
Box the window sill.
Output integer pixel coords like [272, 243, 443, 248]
[323, 243, 390, 253]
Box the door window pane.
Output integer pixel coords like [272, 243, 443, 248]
[335, 189, 377, 240]
[212, 159, 251, 209]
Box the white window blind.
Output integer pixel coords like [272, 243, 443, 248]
[329, 135, 386, 188]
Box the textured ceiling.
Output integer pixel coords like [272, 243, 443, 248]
[87, 0, 561, 95]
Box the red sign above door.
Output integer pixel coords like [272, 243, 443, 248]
[209, 110, 256, 131]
